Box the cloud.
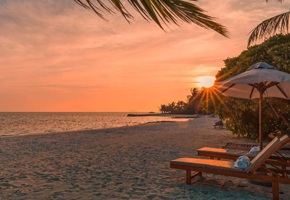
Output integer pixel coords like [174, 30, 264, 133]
[0, 0, 289, 111]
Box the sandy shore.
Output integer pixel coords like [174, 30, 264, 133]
[0, 116, 289, 200]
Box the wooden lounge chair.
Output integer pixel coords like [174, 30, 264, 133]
[170, 135, 290, 200]
[222, 142, 290, 151]
[213, 120, 224, 129]
[197, 145, 290, 160]
[198, 147, 255, 160]
[197, 146, 290, 170]
[222, 142, 257, 150]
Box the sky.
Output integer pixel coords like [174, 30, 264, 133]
[0, 0, 289, 112]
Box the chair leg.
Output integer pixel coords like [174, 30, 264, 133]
[185, 170, 202, 184]
[186, 170, 191, 184]
[272, 181, 279, 200]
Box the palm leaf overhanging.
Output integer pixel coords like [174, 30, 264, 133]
[74, 0, 228, 37]
[248, 11, 290, 47]
[247, 0, 287, 47]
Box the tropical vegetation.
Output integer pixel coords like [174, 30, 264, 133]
[74, 0, 228, 37]
[214, 34, 290, 140]
[159, 88, 214, 114]
[160, 34, 290, 140]
[74, 0, 289, 50]
[248, 0, 290, 46]
[75, 0, 290, 140]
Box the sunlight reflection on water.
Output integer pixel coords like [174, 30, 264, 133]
[0, 112, 188, 137]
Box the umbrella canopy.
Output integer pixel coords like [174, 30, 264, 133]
[216, 62, 290, 150]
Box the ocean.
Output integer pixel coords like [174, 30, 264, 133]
[0, 112, 188, 137]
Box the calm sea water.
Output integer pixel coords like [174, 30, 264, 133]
[0, 112, 187, 137]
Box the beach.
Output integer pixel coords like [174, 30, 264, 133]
[0, 116, 289, 200]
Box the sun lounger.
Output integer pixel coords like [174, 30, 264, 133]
[198, 147, 253, 160]
[213, 120, 224, 129]
[222, 142, 257, 150]
[170, 135, 290, 200]
[197, 146, 290, 170]
[197, 145, 289, 159]
[222, 142, 290, 151]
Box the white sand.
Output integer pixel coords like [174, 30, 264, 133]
[0, 116, 289, 200]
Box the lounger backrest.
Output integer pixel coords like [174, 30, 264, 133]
[279, 134, 290, 147]
[248, 137, 280, 172]
[248, 135, 290, 173]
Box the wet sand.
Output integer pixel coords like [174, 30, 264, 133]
[0, 116, 289, 199]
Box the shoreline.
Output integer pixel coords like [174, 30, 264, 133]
[127, 113, 199, 118]
[0, 119, 179, 139]
[1, 116, 289, 199]
[0, 112, 191, 138]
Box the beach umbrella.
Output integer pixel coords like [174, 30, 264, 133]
[216, 62, 290, 150]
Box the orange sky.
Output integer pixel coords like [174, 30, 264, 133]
[0, 0, 289, 112]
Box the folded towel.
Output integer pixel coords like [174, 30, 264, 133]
[249, 146, 260, 156]
[234, 156, 251, 169]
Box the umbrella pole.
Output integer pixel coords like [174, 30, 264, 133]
[259, 93, 263, 150]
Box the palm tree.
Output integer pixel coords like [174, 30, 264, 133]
[187, 88, 199, 103]
[248, 0, 289, 47]
[74, 0, 228, 37]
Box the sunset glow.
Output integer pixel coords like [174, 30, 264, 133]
[0, 1, 289, 112]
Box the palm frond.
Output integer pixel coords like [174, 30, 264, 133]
[74, 0, 228, 37]
[247, 11, 290, 47]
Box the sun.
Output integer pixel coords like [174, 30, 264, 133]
[197, 76, 216, 88]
